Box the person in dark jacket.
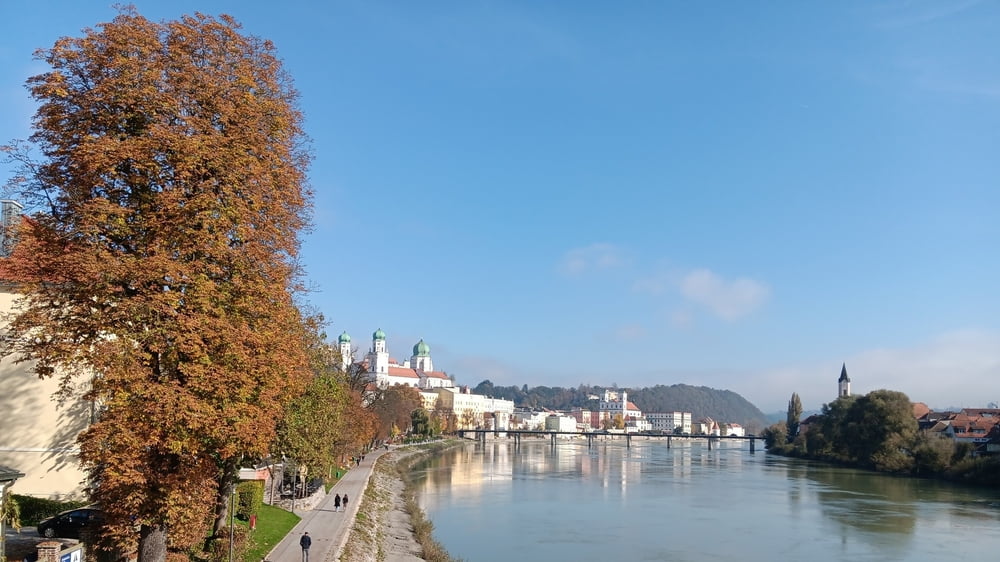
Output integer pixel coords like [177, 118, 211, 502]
[334, 493, 341, 512]
[342, 494, 349, 511]
[300, 532, 312, 562]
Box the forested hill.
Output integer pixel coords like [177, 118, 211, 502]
[629, 384, 768, 431]
[472, 381, 768, 431]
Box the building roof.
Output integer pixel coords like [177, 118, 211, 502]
[912, 402, 931, 419]
[387, 366, 420, 378]
[0, 465, 25, 483]
[800, 414, 822, 426]
[413, 339, 430, 357]
[839, 363, 850, 383]
[338, 331, 351, 344]
[373, 328, 386, 341]
[961, 408, 1000, 418]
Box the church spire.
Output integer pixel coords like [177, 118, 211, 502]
[838, 363, 851, 398]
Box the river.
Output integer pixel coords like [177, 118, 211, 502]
[412, 437, 1000, 561]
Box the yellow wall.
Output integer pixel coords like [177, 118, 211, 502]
[0, 289, 90, 499]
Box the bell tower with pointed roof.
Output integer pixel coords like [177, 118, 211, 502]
[838, 363, 851, 398]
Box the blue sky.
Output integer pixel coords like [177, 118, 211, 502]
[2, 1, 998, 412]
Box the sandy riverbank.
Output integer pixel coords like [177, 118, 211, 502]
[338, 447, 436, 562]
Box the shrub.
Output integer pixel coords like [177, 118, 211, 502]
[1, 494, 21, 531]
[235, 480, 264, 521]
[207, 525, 251, 562]
[910, 432, 954, 475]
[11, 494, 89, 527]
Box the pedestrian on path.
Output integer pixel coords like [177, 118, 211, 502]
[299, 532, 312, 562]
[334, 493, 341, 512]
[342, 494, 349, 511]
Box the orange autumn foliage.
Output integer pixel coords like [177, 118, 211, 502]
[1, 8, 311, 561]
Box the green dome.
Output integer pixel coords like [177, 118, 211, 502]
[413, 339, 430, 357]
[373, 328, 386, 341]
[338, 331, 351, 344]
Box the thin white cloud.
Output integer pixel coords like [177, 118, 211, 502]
[679, 269, 769, 321]
[558, 243, 629, 276]
[871, 0, 984, 29]
[632, 271, 675, 296]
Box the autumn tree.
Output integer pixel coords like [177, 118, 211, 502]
[369, 385, 422, 440]
[460, 409, 478, 429]
[1, 9, 311, 561]
[433, 408, 457, 434]
[276, 326, 378, 481]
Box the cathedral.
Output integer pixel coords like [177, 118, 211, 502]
[338, 328, 454, 390]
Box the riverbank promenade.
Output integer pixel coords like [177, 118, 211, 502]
[267, 448, 387, 562]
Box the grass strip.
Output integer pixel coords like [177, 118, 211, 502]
[246, 503, 301, 561]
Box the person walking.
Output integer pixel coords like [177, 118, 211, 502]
[342, 494, 349, 512]
[334, 493, 341, 512]
[299, 532, 312, 562]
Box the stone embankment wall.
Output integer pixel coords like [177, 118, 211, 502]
[273, 486, 326, 512]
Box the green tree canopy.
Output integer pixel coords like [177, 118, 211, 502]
[786, 392, 803, 443]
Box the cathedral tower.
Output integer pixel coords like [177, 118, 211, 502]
[338, 331, 352, 371]
[410, 339, 433, 372]
[367, 328, 389, 375]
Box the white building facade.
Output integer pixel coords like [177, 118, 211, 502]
[342, 329, 456, 390]
[646, 412, 693, 434]
[545, 414, 579, 434]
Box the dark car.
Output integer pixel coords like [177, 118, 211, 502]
[37, 507, 103, 539]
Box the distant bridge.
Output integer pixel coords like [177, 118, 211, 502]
[455, 429, 762, 452]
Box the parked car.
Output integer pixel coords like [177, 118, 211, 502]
[37, 507, 103, 539]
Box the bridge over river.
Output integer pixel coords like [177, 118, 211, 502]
[456, 429, 763, 452]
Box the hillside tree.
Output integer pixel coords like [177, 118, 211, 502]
[1, 9, 311, 561]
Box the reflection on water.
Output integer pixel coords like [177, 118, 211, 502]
[412, 439, 1000, 562]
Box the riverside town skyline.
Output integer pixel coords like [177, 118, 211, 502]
[2, 1, 998, 412]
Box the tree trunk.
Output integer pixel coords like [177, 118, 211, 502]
[212, 462, 239, 536]
[138, 524, 168, 562]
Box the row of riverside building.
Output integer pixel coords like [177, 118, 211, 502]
[516, 389, 743, 437]
[342, 329, 745, 437]
[0, 317, 746, 500]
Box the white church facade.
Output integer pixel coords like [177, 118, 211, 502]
[338, 328, 454, 390]
[337, 329, 513, 429]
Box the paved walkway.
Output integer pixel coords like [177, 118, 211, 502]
[267, 448, 388, 562]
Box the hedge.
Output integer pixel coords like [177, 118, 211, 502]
[235, 480, 264, 521]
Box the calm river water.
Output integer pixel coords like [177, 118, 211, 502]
[412, 438, 1000, 561]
